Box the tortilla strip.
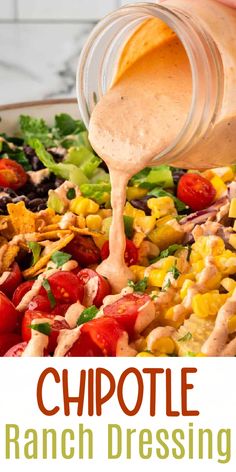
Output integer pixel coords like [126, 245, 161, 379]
[0, 244, 19, 274]
[7, 202, 35, 234]
[69, 225, 101, 238]
[33, 230, 71, 241]
[39, 224, 59, 232]
[22, 233, 74, 278]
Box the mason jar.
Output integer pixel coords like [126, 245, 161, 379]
[77, 0, 236, 168]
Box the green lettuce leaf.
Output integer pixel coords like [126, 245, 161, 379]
[19, 115, 55, 147]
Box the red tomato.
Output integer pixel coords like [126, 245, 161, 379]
[0, 333, 22, 356]
[101, 239, 138, 266]
[51, 303, 70, 317]
[12, 280, 34, 307]
[0, 263, 22, 298]
[4, 341, 27, 357]
[0, 158, 27, 190]
[21, 310, 55, 343]
[43, 271, 84, 304]
[0, 292, 18, 334]
[77, 268, 111, 307]
[66, 317, 124, 357]
[65, 235, 101, 267]
[104, 293, 151, 335]
[177, 173, 216, 211]
[28, 295, 51, 312]
[22, 310, 69, 354]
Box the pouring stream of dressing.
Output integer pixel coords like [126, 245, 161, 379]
[89, 29, 192, 292]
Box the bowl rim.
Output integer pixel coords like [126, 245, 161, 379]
[0, 98, 77, 112]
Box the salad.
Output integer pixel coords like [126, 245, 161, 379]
[0, 113, 236, 357]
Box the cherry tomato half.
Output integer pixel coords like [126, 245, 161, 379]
[0, 333, 22, 356]
[12, 280, 34, 307]
[65, 235, 101, 267]
[77, 268, 111, 308]
[0, 292, 18, 334]
[43, 271, 84, 304]
[177, 173, 216, 211]
[4, 341, 27, 357]
[66, 317, 124, 357]
[101, 239, 138, 266]
[0, 158, 27, 190]
[0, 262, 22, 299]
[28, 295, 51, 313]
[21, 310, 55, 343]
[104, 293, 151, 336]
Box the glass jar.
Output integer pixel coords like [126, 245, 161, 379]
[77, 0, 236, 168]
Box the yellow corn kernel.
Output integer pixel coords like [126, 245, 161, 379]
[180, 279, 195, 300]
[133, 216, 156, 235]
[177, 273, 195, 289]
[150, 337, 176, 354]
[229, 198, 236, 218]
[196, 353, 207, 357]
[97, 209, 112, 219]
[130, 265, 145, 281]
[214, 250, 236, 276]
[192, 291, 228, 318]
[163, 306, 186, 329]
[147, 197, 176, 219]
[126, 187, 148, 201]
[86, 214, 102, 231]
[210, 175, 227, 199]
[76, 215, 86, 229]
[211, 167, 234, 182]
[133, 231, 146, 248]
[191, 260, 205, 273]
[136, 352, 155, 357]
[124, 202, 145, 218]
[221, 277, 236, 292]
[228, 315, 236, 334]
[201, 170, 215, 180]
[148, 224, 183, 250]
[155, 215, 173, 227]
[229, 233, 236, 250]
[190, 235, 225, 263]
[148, 269, 166, 287]
[70, 196, 99, 216]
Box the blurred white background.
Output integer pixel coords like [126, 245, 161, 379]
[0, 0, 143, 105]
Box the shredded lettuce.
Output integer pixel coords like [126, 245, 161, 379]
[19, 115, 54, 147]
[130, 165, 174, 189]
[65, 147, 101, 178]
[54, 113, 86, 136]
[29, 138, 88, 186]
[80, 182, 111, 205]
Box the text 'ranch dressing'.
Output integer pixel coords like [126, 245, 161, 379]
[89, 18, 192, 292]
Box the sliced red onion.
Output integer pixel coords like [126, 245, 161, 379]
[179, 197, 229, 225]
[228, 181, 236, 200]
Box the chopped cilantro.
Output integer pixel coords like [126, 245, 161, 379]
[42, 279, 56, 309]
[162, 279, 171, 291]
[51, 250, 72, 268]
[186, 351, 196, 357]
[128, 277, 148, 293]
[77, 305, 98, 326]
[28, 241, 41, 266]
[168, 264, 181, 280]
[30, 322, 51, 336]
[66, 188, 76, 200]
[151, 244, 184, 264]
[178, 332, 192, 342]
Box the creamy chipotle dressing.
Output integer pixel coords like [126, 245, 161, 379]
[89, 21, 192, 292]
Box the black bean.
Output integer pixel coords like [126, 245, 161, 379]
[23, 145, 36, 159]
[36, 183, 53, 197]
[31, 155, 44, 171]
[5, 188, 18, 198]
[0, 196, 12, 207]
[27, 192, 38, 200]
[130, 195, 152, 215]
[12, 196, 29, 204]
[172, 168, 187, 185]
[55, 178, 64, 188]
[37, 202, 47, 211]
[28, 198, 46, 211]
